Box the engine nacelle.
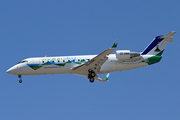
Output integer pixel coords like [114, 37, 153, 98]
[116, 50, 130, 60]
[116, 50, 140, 60]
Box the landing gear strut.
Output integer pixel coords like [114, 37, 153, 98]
[88, 69, 96, 83]
[18, 75, 22, 83]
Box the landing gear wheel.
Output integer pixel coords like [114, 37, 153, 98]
[89, 77, 94, 83]
[18, 75, 22, 83]
[19, 79, 22, 83]
[88, 69, 96, 83]
[91, 72, 96, 77]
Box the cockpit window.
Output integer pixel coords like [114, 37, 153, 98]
[17, 60, 28, 64]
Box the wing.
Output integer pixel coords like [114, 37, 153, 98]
[72, 40, 118, 81]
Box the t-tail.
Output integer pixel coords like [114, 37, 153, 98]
[141, 31, 177, 65]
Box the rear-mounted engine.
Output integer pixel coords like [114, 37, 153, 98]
[116, 50, 140, 60]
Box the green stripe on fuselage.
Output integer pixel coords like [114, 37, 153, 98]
[28, 65, 42, 70]
[146, 50, 164, 65]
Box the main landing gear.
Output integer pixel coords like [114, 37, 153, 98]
[18, 75, 22, 83]
[88, 69, 96, 83]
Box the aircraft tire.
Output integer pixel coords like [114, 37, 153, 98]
[91, 72, 95, 77]
[89, 77, 94, 83]
[19, 79, 22, 83]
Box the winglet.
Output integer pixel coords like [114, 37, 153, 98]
[111, 40, 118, 48]
[94, 73, 110, 82]
[104, 73, 110, 81]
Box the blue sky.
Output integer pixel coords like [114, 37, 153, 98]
[1, 0, 180, 120]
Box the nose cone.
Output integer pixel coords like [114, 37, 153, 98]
[6, 66, 20, 75]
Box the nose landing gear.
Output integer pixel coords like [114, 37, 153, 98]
[18, 75, 22, 83]
[88, 69, 96, 83]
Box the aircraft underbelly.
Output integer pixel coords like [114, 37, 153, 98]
[100, 62, 148, 74]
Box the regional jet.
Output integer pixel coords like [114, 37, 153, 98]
[6, 31, 176, 83]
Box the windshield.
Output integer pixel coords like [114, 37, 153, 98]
[17, 60, 28, 64]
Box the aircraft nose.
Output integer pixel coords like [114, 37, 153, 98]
[6, 66, 20, 75]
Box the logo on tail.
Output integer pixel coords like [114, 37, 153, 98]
[154, 45, 161, 52]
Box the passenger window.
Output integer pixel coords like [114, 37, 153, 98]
[42, 61, 44, 63]
[73, 60, 75, 62]
[68, 60, 70, 62]
[58, 60, 60, 62]
[63, 60, 65, 62]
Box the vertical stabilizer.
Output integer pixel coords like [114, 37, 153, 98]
[141, 31, 177, 55]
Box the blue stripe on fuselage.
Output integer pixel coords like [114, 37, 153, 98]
[141, 35, 163, 55]
[27, 64, 40, 66]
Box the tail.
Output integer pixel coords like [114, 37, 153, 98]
[141, 31, 177, 56]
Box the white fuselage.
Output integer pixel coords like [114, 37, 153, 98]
[6, 54, 148, 76]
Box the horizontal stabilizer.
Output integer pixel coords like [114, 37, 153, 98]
[160, 31, 177, 42]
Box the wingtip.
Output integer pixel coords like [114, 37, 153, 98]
[111, 40, 118, 48]
[104, 73, 110, 81]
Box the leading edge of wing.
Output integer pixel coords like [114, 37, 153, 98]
[71, 40, 118, 73]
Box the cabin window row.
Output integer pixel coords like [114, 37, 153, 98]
[42, 59, 90, 63]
